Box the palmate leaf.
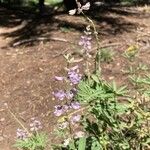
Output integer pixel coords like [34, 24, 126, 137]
[76, 80, 115, 103]
[76, 77, 127, 103]
[130, 75, 150, 86]
[108, 81, 128, 96]
[14, 133, 47, 150]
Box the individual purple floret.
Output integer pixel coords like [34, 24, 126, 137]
[68, 67, 82, 85]
[71, 101, 81, 109]
[54, 76, 64, 81]
[16, 128, 28, 140]
[54, 105, 64, 116]
[30, 118, 42, 132]
[79, 35, 92, 51]
[53, 90, 66, 101]
[71, 115, 81, 124]
[68, 71, 81, 85]
[63, 104, 70, 112]
[66, 91, 74, 100]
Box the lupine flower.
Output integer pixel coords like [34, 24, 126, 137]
[54, 105, 64, 116]
[53, 90, 66, 101]
[63, 104, 70, 112]
[16, 128, 28, 140]
[71, 101, 81, 109]
[74, 131, 85, 138]
[84, 25, 92, 36]
[63, 138, 71, 147]
[81, 2, 90, 10]
[66, 91, 74, 99]
[71, 115, 81, 124]
[68, 68, 82, 85]
[54, 76, 64, 81]
[30, 118, 42, 131]
[68, 2, 90, 15]
[69, 9, 76, 15]
[79, 35, 92, 50]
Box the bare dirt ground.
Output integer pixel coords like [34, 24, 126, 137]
[0, 5, 150, 150]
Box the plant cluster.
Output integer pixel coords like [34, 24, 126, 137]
[13, 117, 47, 150]
[12, 1, 150, 150]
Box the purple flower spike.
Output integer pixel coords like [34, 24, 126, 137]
[79, 35, 92, 51]
[55, 76, 64, 81]
[71, 115, 81, 124]
[30, 118, 42, 132]
[63, 104, 70, 112]
[16, 128, 28, 140]
[54, 105, 64, 116]
[53, 90, 66, 101]
[68, 70, 82, 85]
[71, 101, 81, 109]
[66, 91, 74, 100]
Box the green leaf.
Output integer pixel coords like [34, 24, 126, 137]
[91, 74, 100, 83]
[78, 137, 86, 150]
[69, 140, 76, 150]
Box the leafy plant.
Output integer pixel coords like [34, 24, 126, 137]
[76, 76, 127, 104]
[137, 63, 149, 71]
[130, 75, 150, 86]
[123, 45, 139, 61]
[100, 48, 115, 63]
[74, 76, 150, 150]
[122, 63, 148, 75]
[14, 133, 48, 150]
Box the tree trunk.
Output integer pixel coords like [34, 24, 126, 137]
[39, 0, 45, 14]
[63, 0, 77, 11]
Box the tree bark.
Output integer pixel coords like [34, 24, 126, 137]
[39, 0, 45, 14]
[63, 0, 77, 11]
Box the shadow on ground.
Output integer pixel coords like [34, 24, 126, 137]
[0, 4, 143, 47]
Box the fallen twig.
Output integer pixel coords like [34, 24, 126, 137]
[12, 37, 71, 47]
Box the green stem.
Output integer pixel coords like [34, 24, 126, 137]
[84, 56, 90, 80]
[81, 12, 100, 48]
[81, 11, 101, 75]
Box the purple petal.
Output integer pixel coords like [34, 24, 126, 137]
[71, 102, 81, 109]
[55, 76, 64, 81]
[71, 115, 81, 124]
[54, 105, 64, 116]
[53, 90, 66, 101]
[66, 91, 74, 99]
[16, 128, 28, 140]
[63, 104, 70, 112]
[68, 70, 81, 85]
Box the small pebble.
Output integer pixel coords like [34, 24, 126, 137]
[0, 136, 4, 142]
[0, 118, 5, 122]
[109, 76, 114, 80]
